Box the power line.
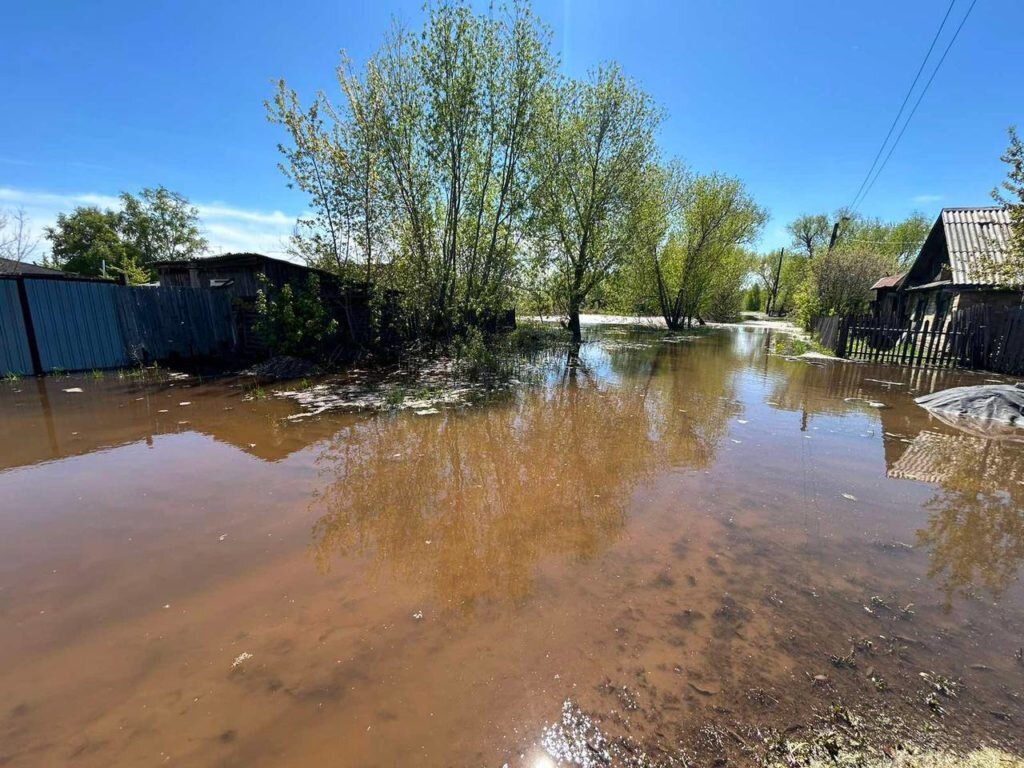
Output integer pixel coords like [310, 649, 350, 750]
[847, 0, 958, 212]
[853, 0, 979, 212]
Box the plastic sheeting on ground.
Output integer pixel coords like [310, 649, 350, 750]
[915, 384, 1024, 439]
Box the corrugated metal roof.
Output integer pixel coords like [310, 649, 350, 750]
[941, 207, 1013, 285]
[0, 257, 65, 276]
[871, 272, 907, 290]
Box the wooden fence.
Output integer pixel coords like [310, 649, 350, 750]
[812, 306, 1024, 374]
[0, 275, 237, 376]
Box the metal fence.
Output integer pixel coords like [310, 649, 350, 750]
[0, 275, 237, 376]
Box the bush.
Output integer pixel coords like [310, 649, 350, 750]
[254, 273, 339, 359]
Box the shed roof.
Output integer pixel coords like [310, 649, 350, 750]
[870, 272, 907, 291]
[154, 252, 305, 270]
[940, 207, 1013, 285]
[0, 257, 65, 276]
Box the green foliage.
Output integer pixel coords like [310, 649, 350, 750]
[117, 187, 207, 267]
[254, 273, 340, 358]
[986, 126, 1024, 287]
[788, 209, 929, 267]
[787, 214, 831, 259]
[528, 63, 661, 340]
[269, 0, 554, 338]
[744, 283, 762, 312]
[46, 207, 135, 279]
[45, 187, 206, 283]
[785, 209, 933, 326]
[618, 164, 765, 329]
[795, 245, 897, 327]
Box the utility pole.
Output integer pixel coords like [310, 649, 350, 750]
[770, 249, 782, 315]
[769, 248, 784, 316]
[827, 216, 851, 254]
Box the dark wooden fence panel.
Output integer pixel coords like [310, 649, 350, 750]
[0, 279, 34, 376]
[115, 286, 236, 364]
[812, 305, 1024, 374]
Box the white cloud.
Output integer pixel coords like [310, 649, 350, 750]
[911, 194, 944, 204]
[0, 186, 301, 261]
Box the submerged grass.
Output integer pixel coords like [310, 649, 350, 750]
[802, 748, 1024, 768]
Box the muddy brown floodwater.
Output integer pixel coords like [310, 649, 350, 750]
[1, 326, 1023, 767]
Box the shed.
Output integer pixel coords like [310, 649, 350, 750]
[155, 253, 372, 353]
[869, 271, 907, 318]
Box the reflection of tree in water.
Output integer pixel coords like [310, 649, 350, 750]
[311, 337, 740, 611]
[904, 432, 1024, 607]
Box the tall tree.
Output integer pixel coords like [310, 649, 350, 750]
[787, 214, 830, 259]
[987, 126, 1024, 287]
[628, 167, 765, 329]
[118, 187, 207, 269]
[45, 188, 205, 282]
[269, 0, 553, 337]
[529, 63, 660, 341]
[45, 207, 134, 278]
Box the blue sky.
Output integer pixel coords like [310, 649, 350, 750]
[1, 0, 1021, 258]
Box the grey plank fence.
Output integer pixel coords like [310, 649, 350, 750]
[812, 306, 1024, 374]
[0, 276, 237, 376]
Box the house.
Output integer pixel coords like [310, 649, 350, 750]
[876, 207, 1019, 327]
[154, 252, 372, 351]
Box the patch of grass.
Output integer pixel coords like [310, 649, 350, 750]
[774, 334, 830, 357]
[383, 386, 407, 407]
[90, 369, 105, 380]
[3, 371, 21, 383]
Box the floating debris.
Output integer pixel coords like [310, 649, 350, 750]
[62, 387, 83, 393]
[842, 493, 858, 501]
[231, 651, 253, 669]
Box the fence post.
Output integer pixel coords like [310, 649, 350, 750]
[14, 277, 43, 376]
[836, 316, 849, 358]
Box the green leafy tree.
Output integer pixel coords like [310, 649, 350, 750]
[45, 207, 142, 280]
[788, 210, 931, 325]
[794, 246, 896, 327]
[529, 63, 661, 341]
[45, 188, 206, 283]
[269, 0, 554, 338]
[625, 165, 765, 329]
[787, 214, 831, 259]
[118, 187, 207, 270]
[744, 282, 762, 312]
[986, 126, 1024, 287]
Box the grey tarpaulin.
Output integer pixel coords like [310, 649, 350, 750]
[916, 384, 1024, 439]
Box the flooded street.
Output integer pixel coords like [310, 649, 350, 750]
[2, 326, 1023, 767]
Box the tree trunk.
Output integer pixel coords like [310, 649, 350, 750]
[568, 298, 582, 343]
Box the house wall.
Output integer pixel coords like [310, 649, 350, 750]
[953, 290, 1024, 313]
